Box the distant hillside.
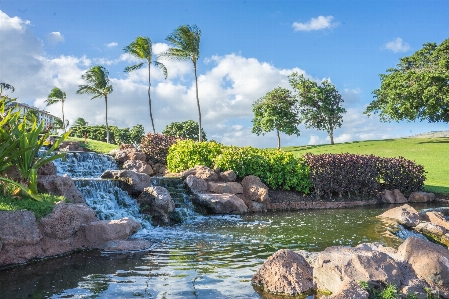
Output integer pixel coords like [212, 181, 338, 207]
[408, 130, 449, 138]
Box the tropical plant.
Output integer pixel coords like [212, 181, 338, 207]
[365, 38, 449, 124]
[252, 87, 301, 150]
[289, 73, 346, 145]
[124, 36, 167, 133]
[130, 124, 145, 146]
[52, 118, 68, 132]
[162, 120, 207, 141]
[0, 83, 15, 96]
[76, 65, 113, 143]
[46, 87, 67, 132]
[73, 117, 88, 127]
[163, 24, 203, 141]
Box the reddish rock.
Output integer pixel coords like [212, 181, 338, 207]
[379, 204, 420, 227]
[37, 162, 57, 176]
[182, 165, 219, 181]
[393, 189, 407, 203]
[322, 280, 369, 299]
[185, 175, 208, 192]
[314, 246, 403, 294]
[420, 211, 449, 230]
[252, 249, 313, 295]
[242, 175, 270, 203]
[409, 192, 435, 203]
[207, 182, 243, 194]
[380, 189, 407, 204]
[398, 236, 449, 295]
[220, 170, 237, 182]
[40, 202, 97, 240]
[193, 193, 248, 214]
[0, 211, 42, 246]
[37, 175, 85, 204]
[119, 144, 135, 150]
[123, 160, 154, 176]
[115, 148, 147, 163]
[83, 217, 141, 247]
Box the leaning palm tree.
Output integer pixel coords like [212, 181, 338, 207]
[46, 87, 67, 132]
[162, 24, 203, 142]
[76, 65, 113, 143]
[123, 37, 167, 133]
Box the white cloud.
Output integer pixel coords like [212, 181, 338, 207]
[383, 37, 410, 53]
[292, 16, 336, 32]
[106, 42, 118, 48]
[0, 10, 29, 31]
[46, 32, 64, 46]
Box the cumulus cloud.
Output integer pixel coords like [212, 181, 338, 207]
[383, 37, 410, 53]
[106, 42, 118, 48]
[46, 32, 64, 46]
[292, 16, 336, 32]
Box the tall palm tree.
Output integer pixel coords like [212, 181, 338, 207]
[46, 87, 67, 132]
[0, 83, 15, 96]
[162, 24, 203, 142]
[123, 37, 167, 133]
[76, 66, 113, 143]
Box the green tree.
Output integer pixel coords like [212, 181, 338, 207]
[76, 66, 113, 143]
[73, 117, 88, 127]
[252, 87, 301, 150]
[365, 38, 449, 123]
[289, 73, 346, 145]
[162, 120, 207, 141]
[123, 37, 167, 133]
[46, 87, 67, 132]
[0, 83, 15, 96]
[130, 124, 145, 145]
[163, 24, 203, 142]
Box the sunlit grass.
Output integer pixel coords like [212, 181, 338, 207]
[282, 137, 449, 195]
[0, 193, 66, 219]
[66, 137, 119, 154]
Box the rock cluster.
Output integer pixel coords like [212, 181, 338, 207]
[58, 141, 89, 152]
[0, 203, 150, 267]
[379, 204, 449, 247]
[182, 165, 271, 214]
[109, 147, 167, 177]
[380, 189, 435, 204]
[253, 236, 449, 298]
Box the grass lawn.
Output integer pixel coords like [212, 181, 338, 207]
[0, 193, 66, 219]
[66, 137, 119, 154]
[282, 137, 449, 195]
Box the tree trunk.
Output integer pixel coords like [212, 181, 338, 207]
[329, 130, 334, 145]
[148, 62, 155, 133]
[193, 60, 202, 142]
[277, 129, 281, 150]
[105, 95, 109, 144]
[61, 99, 66, 133]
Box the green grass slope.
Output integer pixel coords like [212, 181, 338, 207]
[66, 137, 119, 154]
[283, 137, 449, 195]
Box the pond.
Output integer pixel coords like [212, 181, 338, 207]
[0, 202, 444, 299]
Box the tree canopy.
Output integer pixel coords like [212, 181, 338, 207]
[252, 87, 301, 150]
[365, 38, 449, 123]
[162, 120, 207, 141]
[289, 73, 346, 145]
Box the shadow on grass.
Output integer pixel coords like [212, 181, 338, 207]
[418, 139, 449, 144]
[424, 184, 449, 196]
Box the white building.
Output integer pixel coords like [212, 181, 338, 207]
[8, 102, 60, 128]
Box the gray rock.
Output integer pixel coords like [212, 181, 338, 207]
[0, 211, 41, 246]
[185, 174, 208, 192]
[379, 204, 420, 227]
[83, 217, 141, 247]
[409, 192, 435, 203]
[207, 182, 243, 194]
[193, 193, 248, 214]
[37, 175, 85, 203]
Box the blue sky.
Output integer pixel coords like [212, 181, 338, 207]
[1, 0, 448, 147]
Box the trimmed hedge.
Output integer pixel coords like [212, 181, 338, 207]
[304, 153, 425, 199]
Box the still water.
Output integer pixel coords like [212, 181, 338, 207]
[0, 203, 442, 299]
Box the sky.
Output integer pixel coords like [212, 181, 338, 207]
[0, 0, 448, 148]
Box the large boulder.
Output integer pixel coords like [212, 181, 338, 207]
[220, 170, 237, 182]
[122, 160, 154, 176]
[193, 193, 247, 214]
[322, 280, 369, 299]
[242, 175, 270, 203]
[37, 162, 57, 176]
[37, 175, 85, 204]
[185, 175, 208, 193]
[207, 182, 243, 194]
[83, 217, 141, 247]
[252, 249, 313, 295]
[409, 192, 435, 203]
[420, 211, 449, 230]
[313, 246, 403, 294]
[137, 186, 175, 225]
[182, 165, 219, 181]
[115, 148, 147, 163]
[101, 169, 152, 195]
[398, 236, 449, 295]
[0, 211, 42, 246]
[378, 204, 420, 227]
[380, 189, 407, 204]
[40, 202, 98, 240]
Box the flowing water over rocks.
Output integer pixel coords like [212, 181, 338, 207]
[1, 152, 448, 298]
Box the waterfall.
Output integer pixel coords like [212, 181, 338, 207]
[53, 152, 118, 178]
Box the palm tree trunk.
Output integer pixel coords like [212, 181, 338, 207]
[277, 129, 281, 150]
[193, 60, 202, 142]
[105, 95, 110, 143]
[148, 62, 155, 133]
[61, 100, 66, 133]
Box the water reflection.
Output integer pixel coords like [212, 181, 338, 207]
[0, 203, 446, 298]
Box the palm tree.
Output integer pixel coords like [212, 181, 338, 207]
[0, 83, 15, 96]
[162, 24, 203, 142]
[123, 37, 167, 133]
[46, 87, 67, 132]
[76, 66, 113, 143]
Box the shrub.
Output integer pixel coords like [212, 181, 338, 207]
[141, 133, 181, 164]
[304, 153, 426, 200]
[167, 139, 223, 172]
